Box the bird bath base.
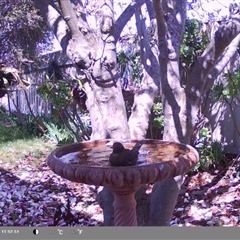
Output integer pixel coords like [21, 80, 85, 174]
[107, 186, 141, 226]
[47, 139, 199, 226]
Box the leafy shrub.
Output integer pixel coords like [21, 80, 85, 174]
[0, 0, 49, 65]
[211, 71, 240, 101]
[14, 114, 46, 137]
[0, 111, 38, 142]
[37, 79, 72, 111]
[147, 99, 164, 139]
[180, 19, 210, 66]
[43, 122, 74, 146]
[193, 140, 227, 172]
[0, 123, 26, 143]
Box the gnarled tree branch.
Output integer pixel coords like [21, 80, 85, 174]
[114, 0, 145, 42]
[128, 0, 159, 139]
[203, 33, 240, 94]
[187, 17, 240, 101]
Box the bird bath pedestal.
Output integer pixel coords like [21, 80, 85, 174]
[47, 139, 199, 226]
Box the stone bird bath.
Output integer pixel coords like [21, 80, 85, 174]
[47, 139, 199, 226]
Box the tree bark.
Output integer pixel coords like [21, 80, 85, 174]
[35, 0, 130, 140]
[151, 0, 188, 226]
[34, 0, 240, 227]
[151, 0, 240, 226]
[34, 1, 130, 226]
[128, 0, 160, 139]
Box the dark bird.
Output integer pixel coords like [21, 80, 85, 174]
[109, 141, 143, 166]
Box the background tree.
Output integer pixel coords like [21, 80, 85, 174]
[0, 0, 48, 66]
[8, 0, 240, 225]
[149, 0, 240, 225]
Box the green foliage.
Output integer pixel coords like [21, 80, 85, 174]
[0, 0, 48, 65]
[131, 52, 142, 83]
[43, 122, 74, 146]
[211, 71, 240, 101]
[199, 127, 211, 139]
[210, 70, 240, 136]
[0, 110, 43, 142]
[0, 106, 86, 146]
[152, 102, 164, 129]
[15, 114, 45, 137]
[190, 121, 227, 172]
[117, 47, 143, 86]
[0, 122, 26, 143]
[193, 140, 227, 172]
[180, 19, 210, 66]
[37, 77, 91, 141]
[37, 79, 72, 111]
[0, 105, 8, 119]
[147, 98, 164, 139]
[117, 51, 129, 74]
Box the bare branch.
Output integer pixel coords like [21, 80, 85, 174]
[187, 17, 240, 99]
[114, 0, 145, 42]
[135, 1, 159, 87]
[33, 0, 69, 50]
[59, 0, 81, 38]
[203, 33, 240, 94]
[153, 0, 166, 38]
[146, 0, 155, 20]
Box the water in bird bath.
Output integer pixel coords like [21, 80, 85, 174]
[59, 146, 112, 166]
[47, 139, 199, 226]
[58, 141, 190, 167]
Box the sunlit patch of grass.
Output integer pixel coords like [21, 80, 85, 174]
[0, 138, 56, 168]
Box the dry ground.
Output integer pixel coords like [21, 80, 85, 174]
[0, 138, 239, 226]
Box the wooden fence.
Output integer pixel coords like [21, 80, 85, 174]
[1, 56, 240, 151]
[0, 70, 52, 116]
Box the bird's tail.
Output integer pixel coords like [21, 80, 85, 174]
[132, 141, 143, 150]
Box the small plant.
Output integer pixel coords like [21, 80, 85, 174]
[193, 127, 212, 148]
[0, 111, 44, 142]
[43, 122, 74, 146]
[152, 102, 164, 129]
[210, 70, 240, 137]
[193, 140, 227, 172]
[147, 99, 164, 139]
[180, 19, 210, 66]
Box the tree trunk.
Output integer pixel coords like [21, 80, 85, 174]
[128, 1, 160, 139]
[151, 0, 240, 226]
[34, 0, 240, 227]
[34, 0, 130, 226]
[151, 0, 188, 226]
[35, 0, 130, 139]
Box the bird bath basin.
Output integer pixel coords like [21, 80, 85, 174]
[47, 139, 199, 226]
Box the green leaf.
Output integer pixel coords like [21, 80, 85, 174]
[222, 88, 230, 96]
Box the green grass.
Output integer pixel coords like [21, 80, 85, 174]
[0, 110, 56, 168]
[0, 123, 28, 143]
[0, 137, 56, 167]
